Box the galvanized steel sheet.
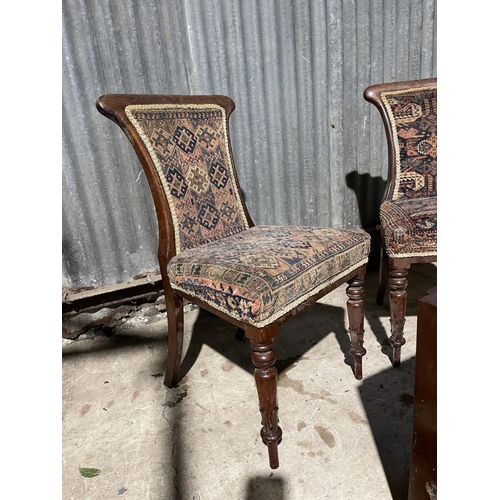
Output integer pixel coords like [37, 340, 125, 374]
[62, 0, 437, 289]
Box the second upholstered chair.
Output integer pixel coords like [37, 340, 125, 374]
[364, 78, 437, 366]
[96, 94, 370, 469]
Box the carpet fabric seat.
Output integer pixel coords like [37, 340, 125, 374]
[168, 225, 370, 327]
[379, 197, 437, 258]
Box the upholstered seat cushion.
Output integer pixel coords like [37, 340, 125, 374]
[380, 197, 437, 258]
[167, 225, 370, 327]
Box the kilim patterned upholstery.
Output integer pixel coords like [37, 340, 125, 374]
[381, 86, 437, 201]
[125, 104, 249, 251]
[168, 225, 370, 327]
[378, 83, 437, 260]
[380, 197, 437, 258]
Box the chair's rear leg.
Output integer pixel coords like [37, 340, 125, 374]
[346, 271, 367, 380]
[235, 327, 246, 341]
[164, 292, 184, 388]
[376, 244, 389, 306]
[388, 265, 409, 367]
[247, 330, 282, 469]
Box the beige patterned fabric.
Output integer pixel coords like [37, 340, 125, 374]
[380, 197, 437, 258]
[381, 86, 437, 200]
[125, 104, 249, 251]
[168, 225, 370, 327]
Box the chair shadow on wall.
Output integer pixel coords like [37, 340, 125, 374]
[358, 357, 416, 500]
[345, 171, 386, 235]
[176, 300, 353, 383]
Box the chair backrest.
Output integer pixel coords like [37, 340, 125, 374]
[364, 78, 437, 201]
[96, 95, 253, 259]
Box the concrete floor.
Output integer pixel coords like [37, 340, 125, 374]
[62, 263, 437, 500]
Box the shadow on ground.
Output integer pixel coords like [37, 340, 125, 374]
[245, 476, 286, 500]
[362, 262, 437, 365]
[176, 301, 352, 381]
[63, 262, 436, 499]
[358, 357, 416, 500]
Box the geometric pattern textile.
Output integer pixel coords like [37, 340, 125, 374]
[380, 197, 437, 258]
[168, 225, 371, 327]
[381, 86, 437, 200]
[125, 104, 249, 251]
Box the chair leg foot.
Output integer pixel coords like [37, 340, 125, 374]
[353, 357, 363, 380]
[388, 266, 409, 367]
[392, 345, 402, 367]
[164, 293, 184, 388]
[250, 337, 282, 469]
[266, 440, 280, 470]
[347, 272, 366, 380]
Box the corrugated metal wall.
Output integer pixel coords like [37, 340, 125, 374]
[62, 0, 437, 291]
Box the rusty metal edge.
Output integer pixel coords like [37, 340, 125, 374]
[62, 271, 163, 316]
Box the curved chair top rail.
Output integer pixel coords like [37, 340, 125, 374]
[97, 94, 237, 125]
[363, 77, 437, 103]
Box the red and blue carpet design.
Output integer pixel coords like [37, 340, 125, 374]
[380, 85, 437, 258]
[380, 197, 437, 258]
[382, 86, 437, 200]
[126, 104, 249, 251]
[168, 225, 370, 327]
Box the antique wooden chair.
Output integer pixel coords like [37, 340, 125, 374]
[364, 78, 437, 366]
[96, 94, 370, 469]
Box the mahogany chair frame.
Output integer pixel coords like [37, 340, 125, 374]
[364, 78, 437, 366]
[96, 94, 367, 469]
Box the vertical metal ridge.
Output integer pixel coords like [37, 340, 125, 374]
[409, 0, 424, 79]
[257, 1, 285, 224]
[294, 0, 315, 225]
[396, 0, 411, 81]
[422, 0, 437, 76]
[310, 0, 330, 226]
[341, 0, 358, 228]
[326, 0, 345, 229]
[275, 0, 301, 226]
[239, 0, 272, 224]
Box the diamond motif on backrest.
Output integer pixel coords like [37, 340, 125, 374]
[165, 167, 188, 199]
[196, 126, 218, 150]
[126, 104, 249, 251]
[151, 128, 175, 156]
[186, 162, 211, 194]
[173, 126, 197, 154]
[198, 202, 220, 230]
[209, 162, 229, 189]
[382, 86, 437, 200]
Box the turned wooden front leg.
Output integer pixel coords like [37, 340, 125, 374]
[388, 266, 409, 367]
[346, 272, 366, 380]
[250, 338, 282, 469]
